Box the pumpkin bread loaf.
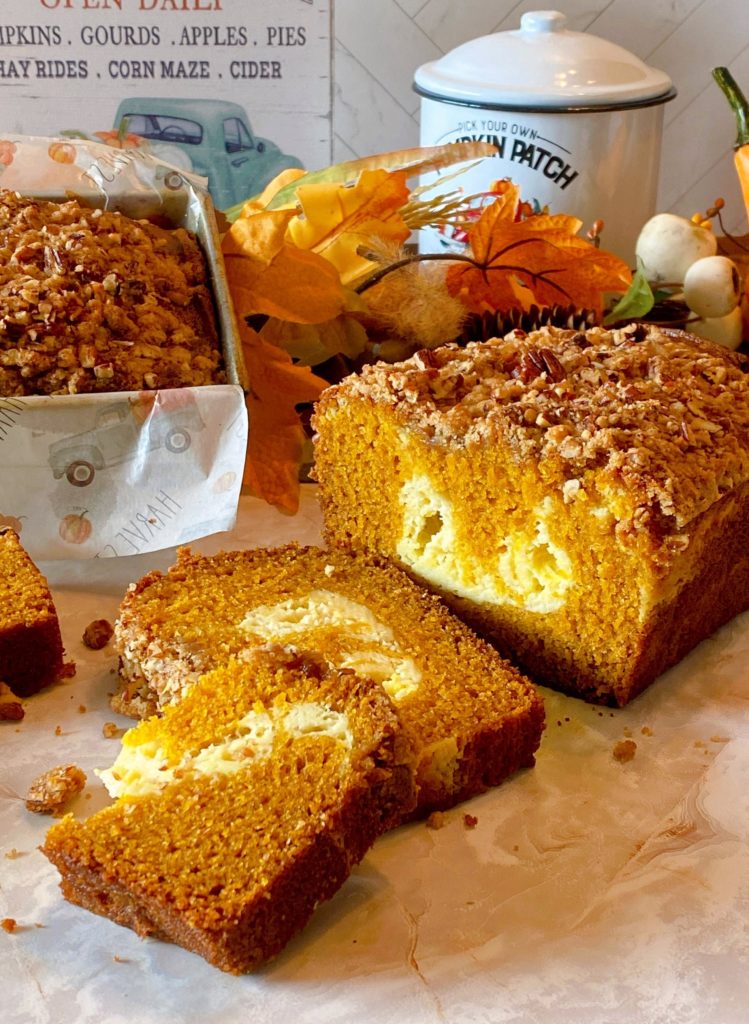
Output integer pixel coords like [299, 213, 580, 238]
[0, 189, 223, 396]
[112, 543, 544, 816]
[43, 648, 415, 974]
[0, 528, 66, 697]
[312, 325, 749, 706]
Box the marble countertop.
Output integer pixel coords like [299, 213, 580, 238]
[2, 486, 749, 1024]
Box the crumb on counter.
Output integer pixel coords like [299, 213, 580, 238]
[1, 918, 17, 934]
[710, 735, 730, 743]
[641, 725, 653, 736]
[78, 705, 87, 714]
[612, 739, 637, 763]
[54, 725, 62, 736]
[463, 813, 479, 829]
[426, 811, 448, 830]
[60, 661, 77, 680]
[102, 721, 122, 739]
[4, 849, 21, 860]
[0, 682, 24, 721]
[25, 764, 86, 815]
[82, 619, 114, 650]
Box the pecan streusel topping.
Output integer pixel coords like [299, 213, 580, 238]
[321, 325, 749, 532]
[0, 190, 223, 396]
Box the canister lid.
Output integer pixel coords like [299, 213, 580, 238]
[414, 11, 675, 111]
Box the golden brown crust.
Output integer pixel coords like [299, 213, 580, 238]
[316, 325, 749, 536]
[0, 189, 223, 395]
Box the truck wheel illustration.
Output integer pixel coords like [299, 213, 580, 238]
[66, 461, 95, 487]
[165, 428, 191, 453]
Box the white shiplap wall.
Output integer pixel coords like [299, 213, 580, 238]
[332, 0, 749, 235]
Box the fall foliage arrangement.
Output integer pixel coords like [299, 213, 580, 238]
[221, 144, 632, 513]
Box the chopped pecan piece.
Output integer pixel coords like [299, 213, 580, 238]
[538, 347, 566, 382]
[612, 739, 637, 763]
[25, 764, 86, 815]
[82, 618, 114, 650]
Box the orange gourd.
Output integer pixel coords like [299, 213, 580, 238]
[714, 67, 749, 224]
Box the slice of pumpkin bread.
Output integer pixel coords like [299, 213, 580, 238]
[112, 543, 544, 816]
[0, 528, 66, 697]
[43, 648, 415, 974]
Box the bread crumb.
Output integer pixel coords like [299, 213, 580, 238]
[641, 725, 653, 736]
[25, 764, 86, 814]
[1, 918, 17, 934]
[710, 735, 730, 743]
[102, 721, 121, 739]
[60, 661, 77, 680]
[54, 725, 62, 736]
[4, 849, 21, 860]
[612, 739, 637, 763]
[623, 726, 632, 737]
[0, 682, 24, 721]
[463, 813, 478, 829]
[694, 739, 705, 748]
[426, 811, 448, 830]
[78, 704, 87, 714]
[82, 619, 114, 650]
[113, 955, 129, 963]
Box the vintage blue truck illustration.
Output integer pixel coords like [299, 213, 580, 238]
[113, 97, 303, 209]
[48, 393, 205, 487]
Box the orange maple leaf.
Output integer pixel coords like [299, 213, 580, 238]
[288, 168, 412, 285]
[223, 210, 349, 325]
[446, 183, 630, 316]
[235, 303, 327, 513]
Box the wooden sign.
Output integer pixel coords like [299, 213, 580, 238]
[0, 0, 332, 209]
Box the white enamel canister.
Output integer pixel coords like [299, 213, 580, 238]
[414, 10, 676, 261]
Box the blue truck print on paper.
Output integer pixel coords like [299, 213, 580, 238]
[48, 392, 205, 488]
[113, 97, 304, 209]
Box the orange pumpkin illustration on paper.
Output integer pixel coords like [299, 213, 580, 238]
[93, 129, 147, 150]
[59, 511, 92, 545]
[48, 141, 76, 165]
[129, 392, 157, 426]
[0, 513, 24, 534]
[0, 140, 16, 168]
[213, 471, 237, 494]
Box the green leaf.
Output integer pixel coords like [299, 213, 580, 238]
[603, 266, 654, 325]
